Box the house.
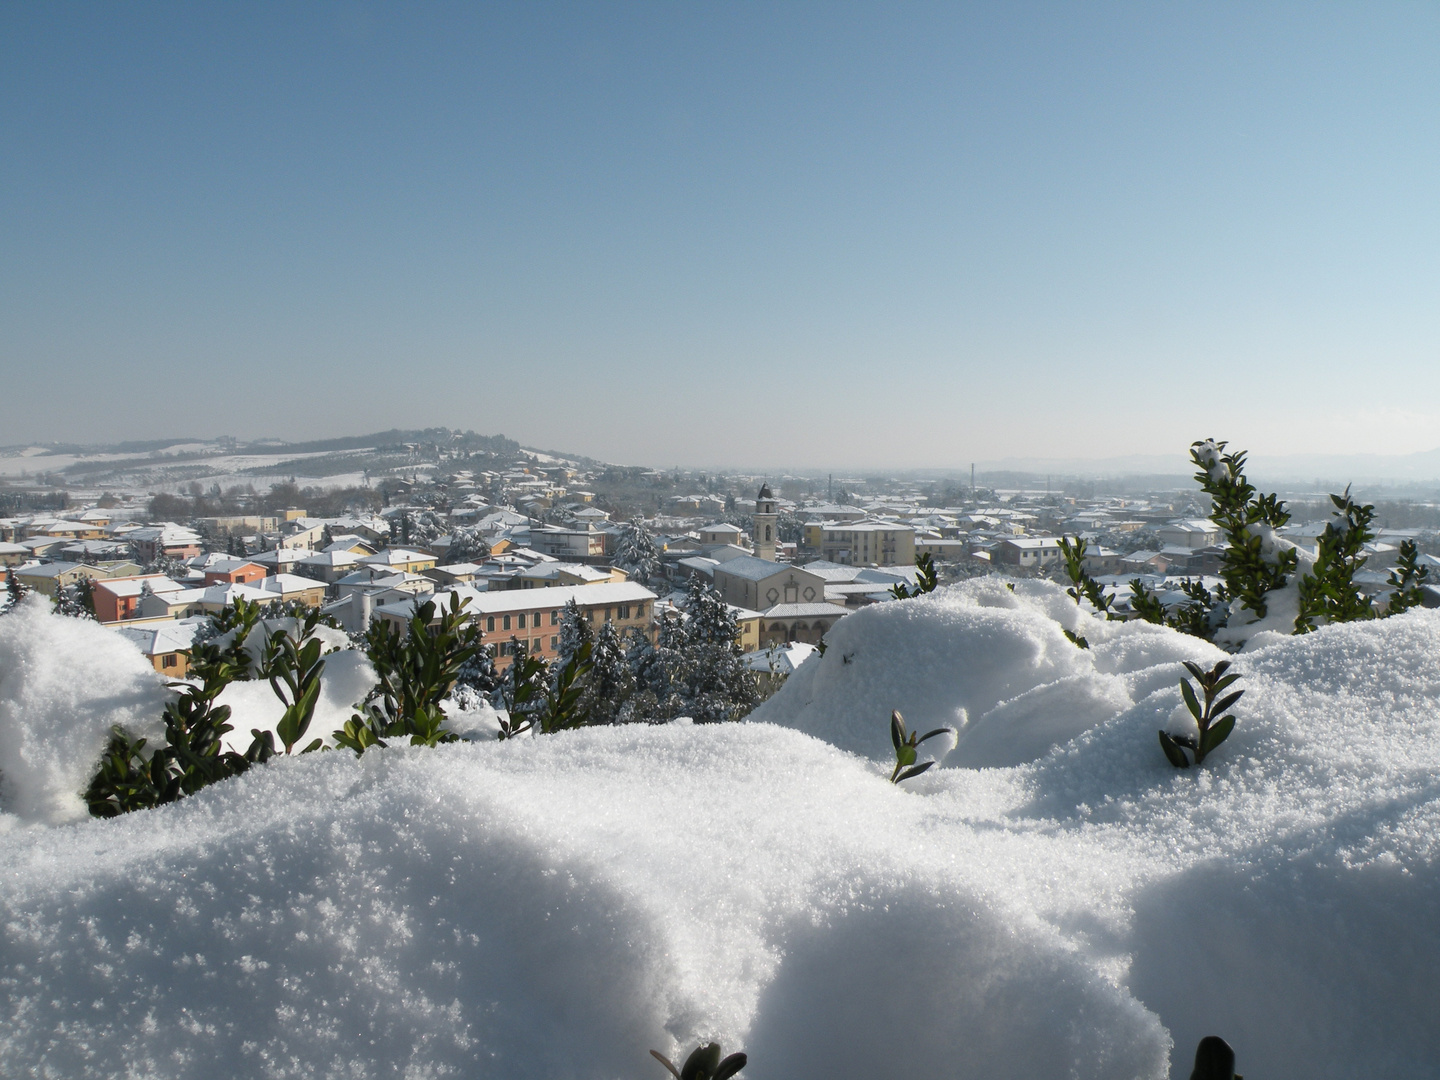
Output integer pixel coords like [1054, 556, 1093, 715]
[529, 524, 608, 562]
[990, 537, 1065, 569]
[711, 556, 829, 612]
[1156, 520, 1221, 550]
[14, 561, 115, 598]
[0, 542, 31, 567]
[126, 524, 203, 563]
[201, 559, 267, 586]
[514, 563, 626, 589]
[91, 574, 189, 623]
[423, 563, 486, 588]
[698, 522, 747, 547]
[258, 573, 327, 608]
[297, 549, 363, 584]
[357, 548, 437, 575]
[113, 618, 207, 677]
[373, 581, 659, 672]
[250, 547, 311, 576]
[913, 537, 969, 562]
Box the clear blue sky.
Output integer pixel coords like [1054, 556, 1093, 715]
[3, 3, 1438, 470]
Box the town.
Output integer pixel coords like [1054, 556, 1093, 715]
[5, 429, 1438, 693]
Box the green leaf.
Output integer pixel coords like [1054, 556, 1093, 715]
[1159, 730, 1191, 768]
[896, 761, 935, 783]
[649, 1051, 682, 1080]
[1200, 714, 1235, 757]
[896, 744, 917, 769]
[713, 1053, 748, 1080]
[1180, 678, 1203, 723]
[1211, 690, 1244, 717]
[890, 710, 905, 753]
[916, 727, 951, 746]
[681, 1043, 721, 1080]
[1181, 660, 1206, 682]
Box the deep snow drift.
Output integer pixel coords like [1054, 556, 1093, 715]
[2, 583, 1439, 1079]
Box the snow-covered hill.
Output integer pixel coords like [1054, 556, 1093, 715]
[2, 585, 1438, 1078]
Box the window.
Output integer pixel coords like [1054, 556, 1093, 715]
[503, 614, 511, 630]
[550, 609, 559, 625]
[162, 654, 177, 668]
[486, 616, 495, 632]
[619, 604, 630, 619]
[605, 608, 612, 621]
[533, 638, 541, 652]
[534, 612, 541, 627]
[550, 636, 558, 650]
[518, 613, 526, 629]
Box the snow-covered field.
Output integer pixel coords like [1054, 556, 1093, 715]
[1, 581, 1438, 1078]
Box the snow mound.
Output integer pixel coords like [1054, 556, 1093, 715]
[0, 727, 1167, 1080]
[3, 601, 1440, 1077]
[752, 578, 1223, 766]
[0, 598, 170, 825]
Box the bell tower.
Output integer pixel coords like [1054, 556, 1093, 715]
[754, 483, 777, 561]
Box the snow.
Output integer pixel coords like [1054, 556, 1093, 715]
[0, 598, 171, 825]
[2, 587, 1440, 1077]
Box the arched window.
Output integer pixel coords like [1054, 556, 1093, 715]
[765, 525, 772, 541]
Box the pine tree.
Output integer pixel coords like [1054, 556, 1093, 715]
[554, 599, 594, 669]
[447, 526, 491, 565]
[4, 567, 28, 613]
[579, 620, 635, 725]
[672, 578, 760, 723]
[55, 576, 95, 619]
[623, 617, 680, 722]
[614, 516, 661, 586]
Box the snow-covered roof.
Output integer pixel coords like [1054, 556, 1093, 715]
[712, 555, 800, 582]
[377, 582, 657, 620]
[94, 575, 187, 599]
[760, 602, 848, 619]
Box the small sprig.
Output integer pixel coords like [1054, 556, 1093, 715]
[1159, 660, 1243, 768]
[1189, 1035, 1242, 1080]
[889, 709, 951, 783]
[650, 1043, 747, 1080]
[890, 552, 939, 599]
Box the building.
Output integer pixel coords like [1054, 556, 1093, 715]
[113, 619, 206, 677]
[807, 520, 916, 566]
[357, 548, 437, 575]
[125, 524, 203, 563]
[201, 559, 267, 586]
[753, 484, 778, 561]
[529, 524, 608, 562]
[374, 581, 658, 672]
[1156, 520, 1221, 550]
[757, 602, 848, 647]
[14, 561, 116, 598]
[698, 522, 747, 547]
[514, 562, 626, 589]
[990, 537, 1066, 569]
[712, 556, 829, 611]
[91, 574, 189, 623]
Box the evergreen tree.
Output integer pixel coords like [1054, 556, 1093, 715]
[623, 617, 681, 722]
[579, 620, 635, 725]
[447, 525, 491, 565]
[614, 515, 661, 585]
[554, 599, 594, 669]
[1386, 539, 1431, 614]
[672, 578, 759, 722]
[4, 567, 28, 613]
[1295, 486, 1377, 632]
[55, 576, 95, 620]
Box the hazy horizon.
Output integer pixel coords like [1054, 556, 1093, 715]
[4, 4, 1438, 469]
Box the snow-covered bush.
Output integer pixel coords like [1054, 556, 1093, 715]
[337, 592, 481, 752]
